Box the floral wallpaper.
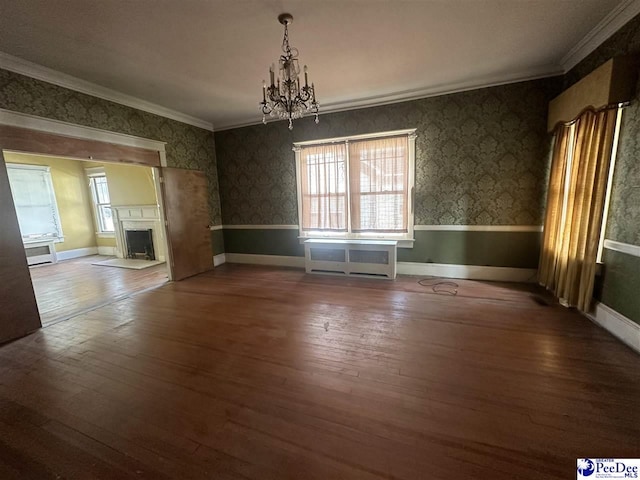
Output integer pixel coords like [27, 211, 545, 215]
[565, 13, 640, 248]
[215, 78, 559, 226]
[607, 79, 640, 247]
[0, 68, 222, 225]
[215, 122, 297, 224]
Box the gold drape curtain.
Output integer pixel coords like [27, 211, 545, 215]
[539, 108, 618, 311]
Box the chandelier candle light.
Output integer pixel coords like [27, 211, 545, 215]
[260, 13, 319, 130]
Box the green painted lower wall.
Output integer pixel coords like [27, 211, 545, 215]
[222, 228, 540, 268]
[223, 229, 304, 257]
[598, 249, 640, 325]
[211, 229, 225, 256]
[398, 231, 540, 268]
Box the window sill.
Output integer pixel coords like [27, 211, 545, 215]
[23, 236, 64, 244]
[96, 232, 116, 238]
[298, 235, 414, 249]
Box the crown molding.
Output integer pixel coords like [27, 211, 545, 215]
[4, 0, 637, 136]
[561, 0, 640, 72]
[214, 64, 563, 131]
[0, 51, 214, 131]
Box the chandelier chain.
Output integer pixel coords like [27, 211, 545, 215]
[282, 23, 291, 56]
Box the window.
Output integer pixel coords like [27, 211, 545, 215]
[86, 168, 114, 233]
[6, 163, 64, 241]
[294, 129, 416, 242]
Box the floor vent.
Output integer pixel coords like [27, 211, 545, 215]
[531, 295, 551, 306]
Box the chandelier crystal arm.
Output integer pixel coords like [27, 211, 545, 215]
[259, 13, 319, 130]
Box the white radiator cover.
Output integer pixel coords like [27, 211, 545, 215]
[304, 239, 397, 279]
[24, 239, 57, 266]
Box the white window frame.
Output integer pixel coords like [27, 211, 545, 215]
[597, 107, 623, 263]
[293, 129, 416, 248]
[6, 163, 64, 242]
[86, 167, 115, 236]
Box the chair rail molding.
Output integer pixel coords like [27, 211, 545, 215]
[603, 239, 640, 258]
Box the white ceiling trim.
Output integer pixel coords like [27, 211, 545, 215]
[215, 64, 563, 131]
[561, 0, 640, 72]
[2, 0, 639, 135]
[0, 51, 214, 132]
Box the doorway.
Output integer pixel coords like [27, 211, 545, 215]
[0, 118, 215, 345]
[4, 151, 170, 326]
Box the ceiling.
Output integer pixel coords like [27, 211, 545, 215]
[0, 0, 634, 130]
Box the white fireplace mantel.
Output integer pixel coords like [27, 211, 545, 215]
[112, 205, 166, 262]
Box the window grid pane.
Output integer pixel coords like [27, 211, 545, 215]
[91, 175, 114, 233]
[93, 176, 111, 204]
[300, 135, 410, 234]
[349, 136, 409, 233]
[99, 205, 114, 232]
[300, 143, 348, 231]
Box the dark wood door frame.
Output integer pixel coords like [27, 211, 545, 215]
[0, 120, 180, 343]
[0, 124, 162, 167]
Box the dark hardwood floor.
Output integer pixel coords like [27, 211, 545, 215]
[1, 264, 638, 479]
[29, 255, 168, 326]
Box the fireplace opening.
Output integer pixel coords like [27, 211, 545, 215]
[125, 229, 155, 260]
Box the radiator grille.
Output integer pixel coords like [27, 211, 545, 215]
[349, 249, 389, 265]
[310, 248, 346, 262]
[25, 245, 51, 257]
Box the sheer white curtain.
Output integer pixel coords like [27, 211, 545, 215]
[299, 135, 410, 234]
[349, 136, 408, 233]
[299, 143, 347, 231]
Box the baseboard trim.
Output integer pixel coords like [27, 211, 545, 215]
[225, 253, 305, 268]
[97, 246, 116, 256]
[56, 246, 99, 261]
[587, 302, 640, 354]
[397, 262, 537, 282]
[213, 253, 226, 267]
[224, 254, 536, 282]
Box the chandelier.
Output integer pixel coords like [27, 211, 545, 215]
[260, 13, 319, 130]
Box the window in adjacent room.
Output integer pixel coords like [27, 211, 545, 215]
[86, 168, 114, 233]
[294, 129, 416, 243]
[6, 163, 64, 241]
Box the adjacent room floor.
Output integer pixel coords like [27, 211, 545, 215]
[29, 255, 168, 326]
[0, 264, 638, 479]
